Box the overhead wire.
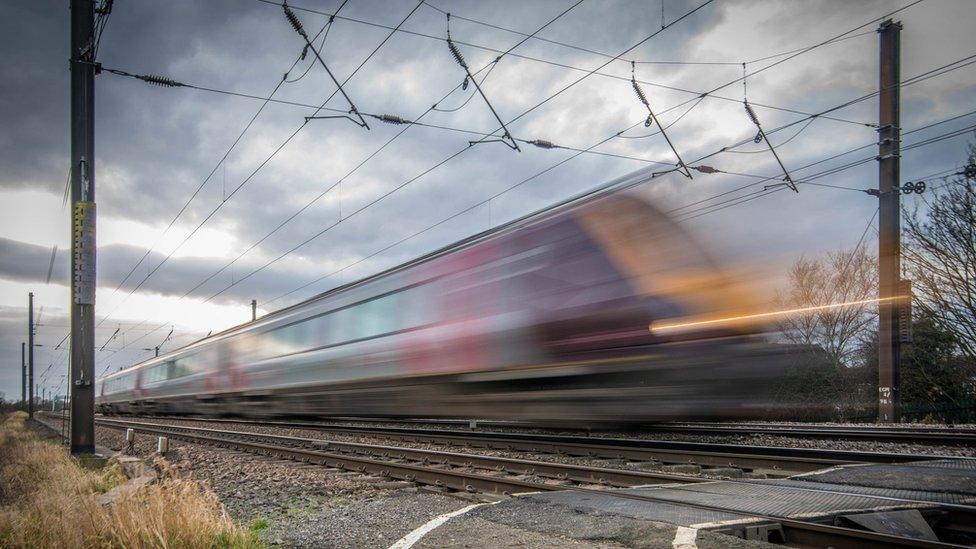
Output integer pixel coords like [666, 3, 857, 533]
[97, 0, 419, 326]
[264, 58, 974, 308]
[272, 111, 976, 308]
[93, 0, 963, 372]
[174, 0, 590, 302]
[206, 0, 948, 307]
[199, 0, 717, 303]
[89, 0, 591, 371]
[255, 0, 879, 129]
[674, 107, 976, 214]
[97, 16, 341, 325]
[674, 124, 976, 222]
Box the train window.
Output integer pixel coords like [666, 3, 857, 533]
[358, 294, 398, 339]
[329, 307, 356, 345]
[169, 359, 192, 378]
[268, 322, 314, 354]
[145, 364, 166, 384]
[400, 284, 437, 329]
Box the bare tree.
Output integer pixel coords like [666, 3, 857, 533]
[775, 247, 877, 368]
[903, 145, 976, 359]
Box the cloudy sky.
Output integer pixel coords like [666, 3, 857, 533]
[1, 0, 974, 401]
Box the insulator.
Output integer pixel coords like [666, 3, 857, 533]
[283, 3, 308, 39]
[140, 74, 181, 87]
[375, 114, 409, 125]
[632, 79, 650, 107]
[743, 101, 761, 127]
[691, 165, 718, 174]
[526, 139, 557, 149]
[447, 39, 468, 70]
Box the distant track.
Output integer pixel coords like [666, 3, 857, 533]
[639, 422, 976, 446]
[147, 415, 976, 446]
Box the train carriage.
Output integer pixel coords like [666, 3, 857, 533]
[97, 169, 784, 424]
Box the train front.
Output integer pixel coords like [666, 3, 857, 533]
[439, 188, 785, 424]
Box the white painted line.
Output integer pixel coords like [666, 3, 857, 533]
[672, 526, 699, 549]
[388, 501, 496, 549]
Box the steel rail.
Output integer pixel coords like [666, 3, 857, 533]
[94, 416, 970, 548]
[96, 418, 707, 488]
[124, 415, 970, 473]
[639, 423, 976, 446]
[128, 414, 976, 445]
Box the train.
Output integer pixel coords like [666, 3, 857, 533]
[97, 169, 790, 424]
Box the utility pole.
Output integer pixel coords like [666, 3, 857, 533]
[28, 293, 34, 417]
[21, 342, 26, 404]
[70, 0, 97, 454]
[251, 299, 257, 321]
[877, 19, 902, 423]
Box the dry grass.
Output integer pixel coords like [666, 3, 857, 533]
[0, 412, 263, 548]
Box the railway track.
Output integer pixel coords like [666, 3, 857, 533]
[92, 416, 976, 548]
[153, 415, 976, 446]
[642, 422, 976, 445]
[119, 415, 965, 474]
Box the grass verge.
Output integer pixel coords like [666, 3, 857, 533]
[0, 412, 263, 548]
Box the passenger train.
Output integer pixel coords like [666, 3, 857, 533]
[97, 169, 788, 423]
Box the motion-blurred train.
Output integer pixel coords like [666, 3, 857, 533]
[97, 169, 789, 423]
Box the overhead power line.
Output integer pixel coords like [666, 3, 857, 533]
[422, 0, 876, 68]
[199, 0, 718, 304]
[95, 0, 422, 328]
[103, 0, 940, 314]
[267, 110, 976, 308]
[98, 16, 341, 320]
[257, 0, 893, 128]
[91, 0, 590, 362]
[168, 0, 590, 302]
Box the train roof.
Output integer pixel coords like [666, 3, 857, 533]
[100, 165, 679, 380]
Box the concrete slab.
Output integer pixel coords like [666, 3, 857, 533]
[416, 496, 776, 548]
[795, 458, 976, 497]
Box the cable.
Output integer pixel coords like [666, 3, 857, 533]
[432, 61, 499, 113]
[255, 0, 878, 129]
[615, 96, 706, 139]
[667, 108, 976, 216]
[283, 0, 375, 129]
[208, 3, 952, 307]
[97, 1, 955, 366]
[722, 118, 817, 154]
[675, 123, 976, 222]
[175, 0, 590, 302]
[201, 0, 716, 303]
[283, 0, 348, 84]
[423, 0, 873, 69]
[98, 18, 338, 318]
[839, 207, 880, 277]
[680, 54, 976, 173]
[266, 117, 656, 305]
[92, 1, 590, 371]
[98, 1, 422, 325]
